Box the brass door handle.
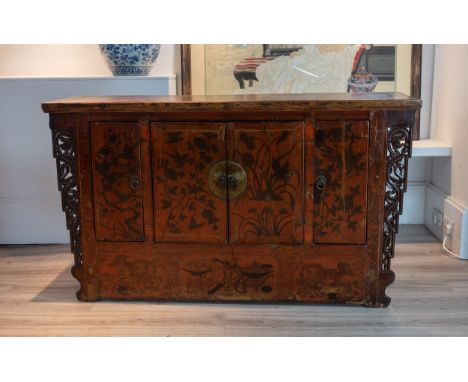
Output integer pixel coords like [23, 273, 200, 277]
[208, 161, 247, 200]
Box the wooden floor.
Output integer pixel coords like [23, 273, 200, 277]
[1, 226, 467, 336]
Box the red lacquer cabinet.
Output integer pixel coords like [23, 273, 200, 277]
[43, 94, 420, 307]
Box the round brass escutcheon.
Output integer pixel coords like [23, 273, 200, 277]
[208, 161, 247, 200]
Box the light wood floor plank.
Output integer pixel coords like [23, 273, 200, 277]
[1, 236, 468, 336]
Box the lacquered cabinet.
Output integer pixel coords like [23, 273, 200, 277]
[43, 93, 420, 307]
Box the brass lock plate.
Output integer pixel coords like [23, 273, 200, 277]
[208, 161, 247, 200]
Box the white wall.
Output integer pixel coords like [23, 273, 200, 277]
[400, 158, 427, 224]
[431, 45, 468, 206]
[427, 45, 468, 258]
[0, 77, 176, 244]
[0, 44, 178, 76]
[0, 44, 178, 244]
[400, 44, 435, 224]
[420, 45, 435, 139]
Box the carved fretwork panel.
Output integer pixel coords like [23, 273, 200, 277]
[51, 127, 82, 267]
[382, 118, 413, 271]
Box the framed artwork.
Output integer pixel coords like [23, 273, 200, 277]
[180, 44, 422, 138]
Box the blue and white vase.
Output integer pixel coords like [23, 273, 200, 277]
[99, 44, 161, 76]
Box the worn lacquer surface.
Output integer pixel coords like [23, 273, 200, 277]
[313, 120, 369, 244]
[91, 122, 145, 242]
[45, 95, 419, 306]
[228, 122, 304, 244]
[152, 122, 227, 243]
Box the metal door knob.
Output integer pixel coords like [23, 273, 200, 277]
[315, 175, 327, 191]
[129, 176, 141, 190]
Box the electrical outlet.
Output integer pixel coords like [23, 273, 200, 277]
[442, 216, 455, 254]
[432, 208, 443, 230]
[443, 216, 454, 237]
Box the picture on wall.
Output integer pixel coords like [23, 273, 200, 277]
[182, 44, 421, 139]
[199, 44, 396, 95]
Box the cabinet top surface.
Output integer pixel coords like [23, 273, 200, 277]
[42, 92, 421, 113]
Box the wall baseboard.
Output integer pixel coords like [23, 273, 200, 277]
[424, 183, 446, 241]
[393, 181, 467, 259]
[444, 196, 468, 259]
[424, 183, 468, 259]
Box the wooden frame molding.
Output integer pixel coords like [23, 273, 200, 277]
[180, 44, 192, 96]
[410, 44, 422, 140]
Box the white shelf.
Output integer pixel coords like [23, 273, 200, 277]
[412, 139, 452, 157]
[0, 74, 176, 80]
[0, 75, 177, 97]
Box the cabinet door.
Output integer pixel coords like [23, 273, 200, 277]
[313, 120, 369, 244]
[152, 122, 227, 243]
[91, 122, 145, 241]
[228, 122, 304, 244]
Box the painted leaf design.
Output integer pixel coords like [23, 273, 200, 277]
[194, 137, 207, 150]
[239, 133, 255, 149]
[188, 217, 204, 229]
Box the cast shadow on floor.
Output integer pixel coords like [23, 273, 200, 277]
[31, 266, 80, 303]
[396, 224, 439, 243]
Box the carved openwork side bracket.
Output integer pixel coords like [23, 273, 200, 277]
[51, 127, 82, 267]
[382, 121, 413, 271]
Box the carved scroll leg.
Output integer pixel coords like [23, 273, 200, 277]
[380, 121, 413, 306]
[377, 271, 395, 307]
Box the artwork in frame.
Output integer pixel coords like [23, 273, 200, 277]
[180, 44, 422, 139]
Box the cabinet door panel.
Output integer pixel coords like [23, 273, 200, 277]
[152, 122, 227, 243]
[313, 120, 369, 244]
[228, 122, 304, 244]
[91, 122, 145, 242]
